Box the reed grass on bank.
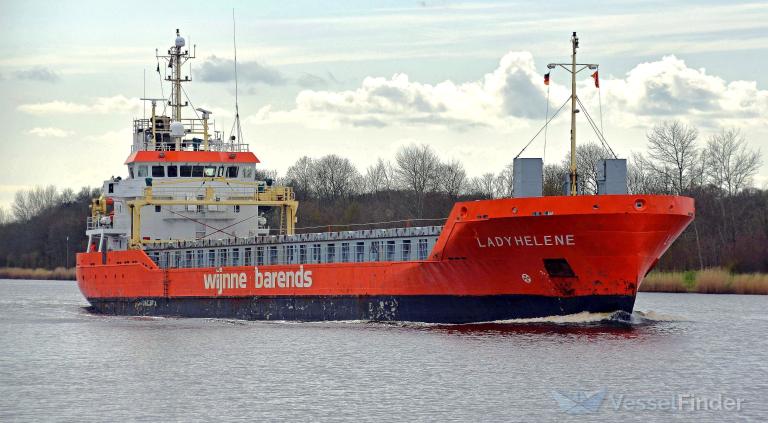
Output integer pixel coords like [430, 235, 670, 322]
[641, 268, 768, 295]
[0, 267, 75, 281]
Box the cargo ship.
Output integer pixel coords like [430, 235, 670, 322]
[76, 31, 694, 323]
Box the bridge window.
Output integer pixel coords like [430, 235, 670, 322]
[167, 165, 178, 177]
[180, 165, 192, 177]
[137, 165, 148, 177]
[418, 239, 428, 260]
[219, 249, 228, 267]
[326, 244, 336, 263]
[208, 250, 215, 267]
[204, 166, 216, 177]
[401, 240, 411, 261]
[185, 251, 193, 268]
[355, 242, 365, 262]
[217, 166, 225, 177]
[227, 166, 238, 178]
[232, 248, 240, 266]
[341, 243, 350, 263]
[192, 166, 204, 177]
[196, 249, 204, 267]
[269, 246, 278, 264]
[151, 165, 165, 177]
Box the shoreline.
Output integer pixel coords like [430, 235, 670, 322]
[639, 268, 767, 295]
[0, 267, 75, 281]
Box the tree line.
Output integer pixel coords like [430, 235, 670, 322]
[0, 187, 99, 269]
[0, 120, 764, 272]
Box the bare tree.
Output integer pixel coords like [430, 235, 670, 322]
[395, 144, 440, 216]
[364, 158, 396, 193]
[435, 160, 466, 199]
[313, 154, 362, 200]
[495, 164, 514, 198]
[285, 156, 315, 198]
[704, 129, 763, 196]
[59, 188, 76, 204]
[628, 153, 669, 194]
[543, 163, 568, 196]
[645, 121, 700, 194]
[0, 206, 11, 225]
[568, 142, 611, 194]
[12, 185, 59, 221]
[467, 173, 497, 198]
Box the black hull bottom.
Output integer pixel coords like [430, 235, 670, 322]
[87, 295, 636, 324]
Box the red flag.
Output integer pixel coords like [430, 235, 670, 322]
[544, 72, 550, 86]
[591, 71, 599, 88]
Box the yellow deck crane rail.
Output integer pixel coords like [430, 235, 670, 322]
[125, 178, 298, 249]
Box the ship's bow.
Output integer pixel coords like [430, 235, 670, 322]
[431, 194, 694, 316]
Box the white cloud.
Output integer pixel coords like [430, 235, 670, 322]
[594, 55, 768, 129]
[247, 52, 768, 133]
[27, 127, 74, 138]
[196, 55, 285, 85]
[18, 95, 140, 115]
[249, 52, 550, 131]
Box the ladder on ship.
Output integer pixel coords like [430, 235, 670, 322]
[279, 205, 289, 235]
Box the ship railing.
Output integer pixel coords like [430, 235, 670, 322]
[130, 138, 249, 153]
[145, 186, 295, 202]
[144, 228, 442, 269]
[133, 117, 212, 136]
[143, 225, 444, 251]
[86, 216, 112, 230]
[132, 118, 250, 153]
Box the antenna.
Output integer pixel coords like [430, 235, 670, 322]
[230, 8, 244, 146]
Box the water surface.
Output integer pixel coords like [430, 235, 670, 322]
[0, 280, 765, 421]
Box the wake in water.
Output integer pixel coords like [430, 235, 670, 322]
[77, 309, 688, 332]
[376, 309, 688, 328]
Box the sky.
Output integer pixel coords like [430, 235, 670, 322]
[1, 0, 767, 208]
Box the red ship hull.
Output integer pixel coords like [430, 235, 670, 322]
[76, 195, 694, 323]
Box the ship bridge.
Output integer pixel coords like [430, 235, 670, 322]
[85, 29, 298, 254]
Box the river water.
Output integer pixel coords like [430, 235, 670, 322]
[0, 280, 765, 422]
